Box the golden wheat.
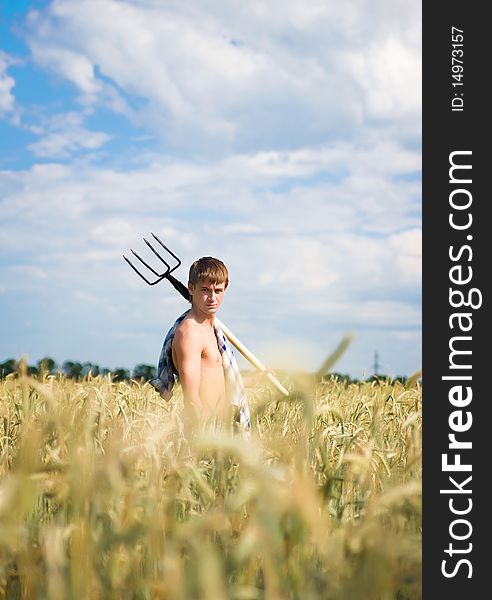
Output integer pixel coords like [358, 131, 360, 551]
[0, 370, 421, 599]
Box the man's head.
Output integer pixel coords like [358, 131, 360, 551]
[188, 257, 229, 288]
[188, 257, 228, 316]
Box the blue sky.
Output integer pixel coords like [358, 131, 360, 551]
[0, 0, 421, 378]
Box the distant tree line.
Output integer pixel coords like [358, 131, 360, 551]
[0, 357, 156, 381]
[1, 357, 415, 385]
[323, 372, 411, 385]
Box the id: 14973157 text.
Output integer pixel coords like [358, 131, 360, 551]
[451, 26, 464, 112]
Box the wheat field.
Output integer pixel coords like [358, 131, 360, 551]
[0, 368, 421, 600]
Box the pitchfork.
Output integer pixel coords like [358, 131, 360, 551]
[123, 233, 289, 396]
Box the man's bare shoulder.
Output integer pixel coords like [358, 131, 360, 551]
[173, 315, 204, 346]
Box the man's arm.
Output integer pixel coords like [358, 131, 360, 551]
[172, 323, 203, 424]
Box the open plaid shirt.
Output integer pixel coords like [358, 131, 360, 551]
[150, 310, 251, 432]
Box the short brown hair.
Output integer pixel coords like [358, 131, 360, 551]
[188, 257, 229, 287]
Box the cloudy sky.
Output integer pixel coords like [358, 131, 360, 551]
[0, 0, 421, 378]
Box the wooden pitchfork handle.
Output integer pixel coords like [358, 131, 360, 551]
[167, 274, 289, 397]
[214, 317, 289, 397]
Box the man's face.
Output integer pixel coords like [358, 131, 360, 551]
[189, 279, 227, 316]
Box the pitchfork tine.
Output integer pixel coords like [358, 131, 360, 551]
[123, 254, 163, 285]
[143, 237, 172, 271]
[129, 248, 169, 279]
[150, 232, 181, 273]
[123, 234, 181, 286]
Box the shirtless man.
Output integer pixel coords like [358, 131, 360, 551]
[172, 257, 232, 429]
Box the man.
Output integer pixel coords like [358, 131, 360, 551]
[150, 257, 250, 434]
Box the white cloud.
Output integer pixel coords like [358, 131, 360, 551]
[0, 52, 17, 116]
[222, 224, 262, 234]
[256, 238, 341, 292]
[388, 228, 421, 285]
[73, 290, 99, 305]
[24, 0, 421, 153]
[343, 34, 421, 120]
[331, 232, 421, 296]
[27, 112, 111, 158]
[0, 145, 420, 323]
[1, 138, 420, 237]
[8, 265, 48, 279]
[347, 299, 420, 327]
[28, 44, 101, 95]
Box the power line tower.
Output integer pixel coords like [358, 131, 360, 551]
[373, 350, 380, 376]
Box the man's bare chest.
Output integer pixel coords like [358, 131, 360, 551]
[200, 332, 222, 368]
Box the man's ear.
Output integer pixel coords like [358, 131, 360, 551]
[188, 282, 194, 301]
